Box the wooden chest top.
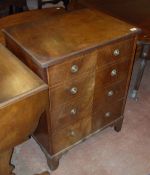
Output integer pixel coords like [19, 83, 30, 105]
[0, 44, 47, 107]
[3, 9, 140, 68]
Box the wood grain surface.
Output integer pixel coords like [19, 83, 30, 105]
[0, 44, 49, 174]
[3, 8, 139, 68]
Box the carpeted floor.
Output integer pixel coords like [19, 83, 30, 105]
[11, 59, 150, 175]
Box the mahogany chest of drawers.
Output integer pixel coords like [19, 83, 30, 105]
[3, 8, 140, 170]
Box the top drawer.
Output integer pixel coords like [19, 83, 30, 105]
[48, 51, 97, 86]
[97, 38, 135, 67]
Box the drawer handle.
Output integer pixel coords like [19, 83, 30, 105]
[69, 130, 76, 137]
[70, 87, 78, 95]
[70, 108, 77, 115]
[105, 112, 111, 117]
[113, 49, 120, 56]
[71, 65, 79, 73]
[111, 69, 117, 76]
[108, 90, 114, 96]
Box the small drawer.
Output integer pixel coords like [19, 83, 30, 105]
[52, 117, 92, 153]
[93, 80, 126, 110]
[48, 51, 97, 86]
[50, 73, 95, 108]
[92, 100, 123, 131]
[51, 95, 93, 131]
[97, 38, 134, 67]
[95, 60, 130, 87]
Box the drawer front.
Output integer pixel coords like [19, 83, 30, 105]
[50, 73, 95, 109]
[51, 95, 93, 131]
[52, 117, 92, 153]
[48, 51, 97, 86]
[94, 80, 126, 110]
[92, 100, 123, 131]
[97, 38, 134, 67]
[95, 60, 130, 87]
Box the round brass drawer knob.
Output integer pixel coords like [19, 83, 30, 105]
[105, 112, 111, 117]
[71, 65, 79, 73]
[69, 130, 76, 137]
[70, 87, 78, 95]
[113, 49, 120, 56]
[108, 90, 114, 96]
[70, 108, 77, 115]
[111, 69, 117, 76]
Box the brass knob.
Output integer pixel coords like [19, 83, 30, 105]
[69, 130, 76, 137]
[113, 49, 120, 56]
[111, 69, 117, 76]
[105, 112, 111, 117]
[71, 65, 79, 73]
[70, 108, 77, 115]
[70, 87, 78, 95]
[108, 90, 114, 96]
